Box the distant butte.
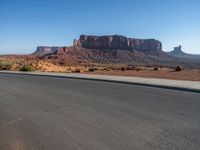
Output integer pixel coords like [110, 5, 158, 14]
[76, 35, 164, 56]
[168, 45, 200, 59]
[34, 35, 166, 56]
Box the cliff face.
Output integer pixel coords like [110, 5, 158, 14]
[78, 35, 163, 55]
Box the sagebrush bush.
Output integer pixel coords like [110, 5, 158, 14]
[0, 62, 12, 70]
[19, 64, 36, 72]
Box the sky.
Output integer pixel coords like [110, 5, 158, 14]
[0, 0, 200, 54]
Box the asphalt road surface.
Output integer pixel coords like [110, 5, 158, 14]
[0, 73, 200, 150]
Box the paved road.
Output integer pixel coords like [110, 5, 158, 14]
[0, 74, 200, 150]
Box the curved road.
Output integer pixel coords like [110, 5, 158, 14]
[0, 74, 200, 150]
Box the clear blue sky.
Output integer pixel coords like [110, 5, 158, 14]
[0, 0, 200, 54]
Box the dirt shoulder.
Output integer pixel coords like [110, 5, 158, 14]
[86, 69, 200, 81]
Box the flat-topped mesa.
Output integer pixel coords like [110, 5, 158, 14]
[34, 46, 62, 55]
[78, 35, 162, 54]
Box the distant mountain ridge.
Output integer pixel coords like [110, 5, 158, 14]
[168, 45, 200, 59]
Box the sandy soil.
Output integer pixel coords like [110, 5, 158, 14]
[1, 56, 200, 81]
[86, 68, 200, 81]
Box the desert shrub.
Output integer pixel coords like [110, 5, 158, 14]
[121, 67, 126, 71]
[154, 67, 159, 71]
[19, 64, 36, 72]
[0, 62, 12, 70]
[88, 67, 95, 72]
[103, 67, 111, 71]
[175, 66, 183, 72]
[136, 68, 142, 71]
[73, 68, 81, 73]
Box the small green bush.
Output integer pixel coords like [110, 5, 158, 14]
[0, 62, 12, 70]
[19, 64, 36, 72]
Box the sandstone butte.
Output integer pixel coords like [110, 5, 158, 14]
[35, 34, 166, 57]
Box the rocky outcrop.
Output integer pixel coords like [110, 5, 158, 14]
[169, 45, 185, 56]
[168, 45, 200, 59]
[34, 46, 62, 56]
[78, 35, 163, 56]
[46, 46, 145, 64]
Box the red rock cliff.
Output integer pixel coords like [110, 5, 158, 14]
[78, 35, 163, 55]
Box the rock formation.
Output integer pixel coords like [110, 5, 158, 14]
[168, 45, 200, 59]
[77, 35, 163, 56]
[34, 46, 62, 56]
[46, 46, 145, 64]
[36, 35, 168, 65]
[169, 45, 185, 56]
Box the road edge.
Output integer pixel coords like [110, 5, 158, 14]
[0, 71, 200, 93]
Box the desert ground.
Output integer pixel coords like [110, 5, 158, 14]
[86, 68, 200, 81]
[1, 55, 200, 81]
